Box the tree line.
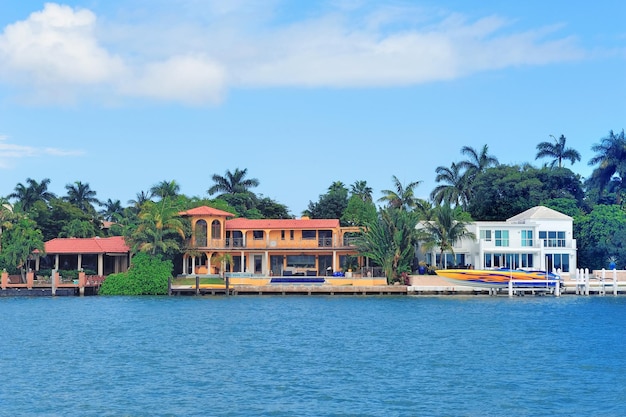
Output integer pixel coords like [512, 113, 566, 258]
[1, 129, 624, 282]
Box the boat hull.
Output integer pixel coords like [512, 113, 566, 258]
[435, 269, 560, 288]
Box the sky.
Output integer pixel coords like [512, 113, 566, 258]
[1, 0, 625, 216]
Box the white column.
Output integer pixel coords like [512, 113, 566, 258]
[241, 250, 245, 272]
[191, 256, 196, 274]
[78, 254, 83, 270]
[97, 254, 104, 276]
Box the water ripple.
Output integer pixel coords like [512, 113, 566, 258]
[0, 296, 624, 416]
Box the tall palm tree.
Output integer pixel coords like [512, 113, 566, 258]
[64, 181, 100, 213]
[328, 181, 346, 193]
[100, 199, 124, 221]
[535, 134, 581, 168]
[588, 129, 626, 204]
[150, 180, 180, 200]
[208, 168, 260, 196]
[131, 199, 186, 256]
[0, 199, 17, 252]
[128, 190, 153, 209]
[418, 204, 475, 268]
[458, 144, 499, 177]
[356, 208, 418, 283]
[378, 175, 422, 211]
[350, 180, 373, 202]
[8, 178, 56, 211]
[430, 162, 470, 209]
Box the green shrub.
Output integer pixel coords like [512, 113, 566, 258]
[59, 269, 79, 280]
[99, 253, 172, 296]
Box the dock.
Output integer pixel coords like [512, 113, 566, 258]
[1, 270, 103, 297]
[168, 270, 626, 297]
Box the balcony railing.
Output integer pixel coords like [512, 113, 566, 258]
[189, 236, 358, 250]
[226, 238, 245, 248]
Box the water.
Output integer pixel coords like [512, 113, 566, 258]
[0, 295, 624, 417]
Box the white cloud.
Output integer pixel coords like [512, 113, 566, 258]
[0, 3, 126, 86]
[122, 55, 226, 105]
[0, 1, 586, 105]
[0, 136, 83, 169]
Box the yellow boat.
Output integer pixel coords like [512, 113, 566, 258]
[435, 268, 560, 288]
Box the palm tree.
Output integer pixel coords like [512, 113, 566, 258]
[350, 180, 373, 202]
[458, 144, 499, 177]
[128, 190, 153, 210]
[150, 180, 180, 200]
[64, 181, 100, 213]
[378, 175, 422, 211]
[0, 199, 17, 252]
[588, 129, 626, 204]
[8, 178, 56, 211]
[430, 162, 470, 209]
[131, 199, 186, 256]
[535, 134, 581, 168]
[418, 204, 475, 268]
[100, 199, 124, 221]
[208, 168, 260, 196]
[356, 208, 418, 283]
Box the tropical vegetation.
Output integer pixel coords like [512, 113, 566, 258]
[1, 129, 625, 285]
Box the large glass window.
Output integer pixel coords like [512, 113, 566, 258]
[521, 253, 534, 268]
[521, 230, 533, 247]
[480, 230, 492, 241]
[546, 253, 570, 272]
[253, 230, 264, 240]
[495, 230, 509, 247]
[286, 255, 316, 268]
[539, 231, 566, 247]
[302, 230, 316, 240]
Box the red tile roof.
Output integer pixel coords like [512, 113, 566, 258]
[226, 218, 339, 230]
[44, 236, 129, 254]
[179, 206, 235, 217]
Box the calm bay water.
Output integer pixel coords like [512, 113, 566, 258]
[0, 295, 624, 417]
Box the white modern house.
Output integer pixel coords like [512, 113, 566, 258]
[418, 206, 577, 276]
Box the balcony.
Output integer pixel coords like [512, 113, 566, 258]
[188, 236, 357, 251]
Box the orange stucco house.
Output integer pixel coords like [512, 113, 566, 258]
[35, 236, 130, 276]
[179, 206, 363, 277]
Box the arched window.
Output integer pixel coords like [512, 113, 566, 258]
[211, 220, 221, 240]
[196, 220, 207, 247]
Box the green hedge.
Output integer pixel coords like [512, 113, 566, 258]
[99, 253, 172, 295]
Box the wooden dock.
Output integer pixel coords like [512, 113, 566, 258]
[1, 271, 103, 297]
[168, 284, 409, 296]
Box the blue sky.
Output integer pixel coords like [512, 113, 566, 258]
[1, 1, 624, 215]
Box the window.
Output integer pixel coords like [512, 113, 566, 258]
[290, 230, 294, 240]
[495, 230, 509, 247]
[195, 220, 207, 247]
[546, 253, 570, 272]
[521, 253, 534, 268]
[211, 220, 221, 240]
[521, 230, 533, 247]
[480, 230, 492, 241]
[539, 231, 566, 247]
[286, 255, 316, 268]
[302, 230, 316, 240]
[281, 230, 285, 240]
[253, 230, 264, 240]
